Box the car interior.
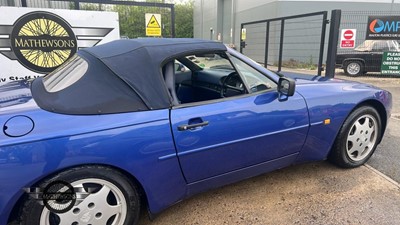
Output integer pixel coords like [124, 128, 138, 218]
[162, 52, 276, 105]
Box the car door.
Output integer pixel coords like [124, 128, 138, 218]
[169, 53, 309, 183]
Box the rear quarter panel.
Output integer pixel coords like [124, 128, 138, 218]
[0, 109, 186, 223]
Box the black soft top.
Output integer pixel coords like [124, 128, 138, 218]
[31, 38, 226, 114]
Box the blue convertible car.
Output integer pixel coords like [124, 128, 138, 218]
[0, 38, 392, 225]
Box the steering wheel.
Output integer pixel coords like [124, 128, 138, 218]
[220, 72, 245, 97]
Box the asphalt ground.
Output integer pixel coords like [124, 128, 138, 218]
[139, 163, 400, 225]
[138, 70, 400, 225]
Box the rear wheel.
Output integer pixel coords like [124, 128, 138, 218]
[344, 61, 364, 76]
[20, 166, 140, 225]
[328, 106, 381, 168]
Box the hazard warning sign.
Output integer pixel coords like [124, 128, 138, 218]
[340, 29, 356, 49]
[145, 14, 161, 36]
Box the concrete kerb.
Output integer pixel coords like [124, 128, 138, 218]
[365, 164, 400, 189]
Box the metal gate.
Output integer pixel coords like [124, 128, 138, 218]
[337, 11, 400, 77]
[1, 0, 175, 38]
[240, 11, 328, 76]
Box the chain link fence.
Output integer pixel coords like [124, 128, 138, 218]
[241, 11, 327, 76]
[337, 11, 400, 77]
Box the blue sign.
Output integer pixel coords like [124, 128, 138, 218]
[366, 16, 400, 40]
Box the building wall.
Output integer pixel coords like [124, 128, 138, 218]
[194, 0, 219, 41]
[194, 0, 400, 65]
[194, 0, 400, 47]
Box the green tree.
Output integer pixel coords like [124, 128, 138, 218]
[75, 0, 194, 38]
[174, 1, 194, 38]
[115, 0, 193, 38]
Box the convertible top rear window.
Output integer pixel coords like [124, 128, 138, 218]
[43, 55, 88, 93]
[31, 51, 147, 115]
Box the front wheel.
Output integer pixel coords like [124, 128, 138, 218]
[20, 166, 140, 225]
[328, 106, 381, 168]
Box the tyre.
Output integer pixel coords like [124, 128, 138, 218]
[20, 165, 140, 225]
[328, 106, 381, 168]
[344, 61, 364, 76]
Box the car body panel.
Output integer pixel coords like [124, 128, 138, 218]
[0, 39, 392, 224]
[0, 82, 187, 221]
[291, 77, 392, 163]
[171, 90, 309, 183]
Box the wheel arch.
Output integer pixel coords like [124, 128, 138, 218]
[343, 58, 366, 66]
[332, 98, 388, 149]
[355, 99, 388, 144]
[7, 163, 150, 224]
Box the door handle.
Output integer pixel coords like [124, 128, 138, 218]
[178, 121, 209, 131]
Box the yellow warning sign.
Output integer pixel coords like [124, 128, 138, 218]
[241, 28, 246, 41]
[145, 14, 161, 36]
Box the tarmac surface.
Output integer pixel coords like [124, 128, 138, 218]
[139, 163, 400, 225]
[139, 71, 400, 225]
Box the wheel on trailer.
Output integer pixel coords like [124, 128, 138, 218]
[328, 106, 381, 168]
[19, 166, 140, 225]
[344, 61, 364, 76]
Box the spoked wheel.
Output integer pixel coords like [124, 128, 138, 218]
[20, 166, 140, 225]
[329, 106, 382, 168]
[344, 61, 363, 77]
[346, 114, 378, 162]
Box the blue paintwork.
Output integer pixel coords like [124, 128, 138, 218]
[0, 49, 392, 224]
[171, 91, 309, 183]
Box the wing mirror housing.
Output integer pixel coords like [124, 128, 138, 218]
[278, 77, 296, 97]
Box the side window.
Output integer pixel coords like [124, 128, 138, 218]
[174, 60, 189, 74]
[373, 42, 389, 52]
[229, 56, 277, 93]
[165, 52, 247, 105]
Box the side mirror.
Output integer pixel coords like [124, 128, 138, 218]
[278, 77, 296, 96]
[175, 62, 186, 72]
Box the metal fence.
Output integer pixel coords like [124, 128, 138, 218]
[337, 11, 400, 77]
[240, 11, 328, 76]
[0, 0, 175, 38]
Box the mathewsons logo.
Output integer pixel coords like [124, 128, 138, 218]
[10, 11, 77, 73]
[0, 8, 117, 80]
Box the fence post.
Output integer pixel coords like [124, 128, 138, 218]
[325, 9, 341, 78]
[74, 0, 80, 9]
[317, 11, 328, 76]
[278, 19, 285, 72]
[21, 0, 27, 7]
[264, 21, 270, 68]
[171, 5, 175, 38]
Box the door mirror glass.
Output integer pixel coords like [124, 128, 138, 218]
[278, 77, 295, 96]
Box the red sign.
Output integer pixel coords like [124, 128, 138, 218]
[341, 40, 355, 48]
[340, 29, 356, 48]
[343, 30, 353, 39]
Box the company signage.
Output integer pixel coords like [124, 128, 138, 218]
[0, 7, 119, 84]
[366, 16, 400, 40]
[381, 52, 400, 75]
[340, 29, 356, 48]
